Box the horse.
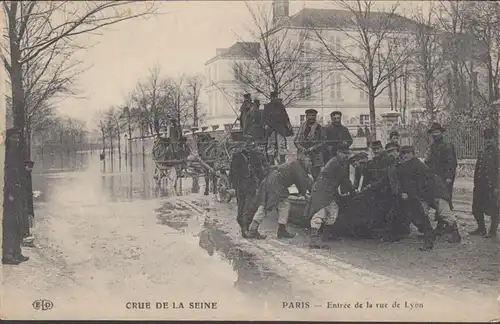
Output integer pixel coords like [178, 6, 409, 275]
[195, 133, 219, 196]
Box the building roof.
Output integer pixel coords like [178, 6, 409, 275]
[205, 42, 260, 65]
[287, 8, 420, 31]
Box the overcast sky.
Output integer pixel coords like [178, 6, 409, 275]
[58, 0, 429, 128]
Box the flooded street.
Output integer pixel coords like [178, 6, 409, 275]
[2, 152, 499, 321]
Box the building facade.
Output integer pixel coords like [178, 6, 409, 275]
[203, 1, 455, 129]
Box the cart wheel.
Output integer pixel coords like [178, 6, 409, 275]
[216, 176, 232, 203]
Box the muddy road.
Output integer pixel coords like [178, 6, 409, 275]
[1, 154, 499, 321]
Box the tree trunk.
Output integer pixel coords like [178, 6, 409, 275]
[403, 73, 408, 125]
[368, 91, 377, 138]
[25, 125, 32, 161]
[388, 75, 394, 110]
[394, 76, 399, 111]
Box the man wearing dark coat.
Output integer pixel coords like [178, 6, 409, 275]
[470, 128, 499, 238]
[246, 159, 312, 240]
[243, 99, 266, 142]
[230, 141, 270, 238]
[306, 146, 367, 248]
[2, 128, 29, 265]
[398, 145, 461, 246]
[21, 160, 35, 247]
[425, 122, 457, 223]
[262, 91, 294, 138]
[323, 111, 353, 162]
[294, 109, 325, 180]
[239, 93, 252, 130]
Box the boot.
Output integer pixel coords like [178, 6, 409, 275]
[486, 217, 498, 238]
[419, 235, 434, 251]
[447, 223, 462, 243]
[434, 221, 446, 236]
[240, 227, 248, 238]
[246, 220, 267, 239]
[470, 213, 486, 236]
[277, 224, 296, 239]
[2, 255, 21, 265]
[309, 228, 328, 249]
[14, 253, 29, 262]
[321, 225, 338, 241]
[23, 236, 36, 248]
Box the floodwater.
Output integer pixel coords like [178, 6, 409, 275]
[2, 151, 499, 321]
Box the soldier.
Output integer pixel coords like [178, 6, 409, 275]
[425, 122, 457, 220]
[389, 130, 400, 145]
[246, 159, 312, 240]
[398, 145, 461, 245]
[239, 93, 252, 130]
[470, 128, 499, 238]
[243, 99, 266, 142]
[263, 91, 294, 138]
[362, 140, 387, 188]
[2, 128, 29, 265]
[294, 109, 325, 180]
[306, 146, 367, 248]
[323, 111, 353, 162]
[21, 160, 36, 247]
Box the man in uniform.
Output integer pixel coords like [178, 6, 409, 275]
[306, 145, 367, 248]
[2, 128, 29, 264]
[294, 109, 325, 180]
[263, 91, 294, 138]
[425, 122, 457, 230]
[21, 160, 35, 247]
[470, 128, 499, 238]
[323, 111, 353, 162]
[398, 145, 461, 246]
[239, 93, 252, 130]
[243, 99, 266, 143]
[246, 159, 312, 240]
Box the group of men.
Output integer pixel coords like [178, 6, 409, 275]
[233, 103, 499, 252]
[2, 128, 37, 265]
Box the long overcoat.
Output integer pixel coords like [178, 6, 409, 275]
[472, 144, 499, 217]
[304, 154, 354, 219]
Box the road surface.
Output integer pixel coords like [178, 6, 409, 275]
[1, 153, 499, 321]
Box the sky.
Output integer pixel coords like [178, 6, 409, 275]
[56, 0, 429, 129]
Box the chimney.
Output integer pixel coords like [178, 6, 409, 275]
[272, 0, 289, 24]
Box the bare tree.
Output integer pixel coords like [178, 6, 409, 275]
[184, 75, 205, 128]
[1, 1, 157, 159]
[307, 0, 416, 136]
[409, 3, 450, 121]
[232, 3, 320, 107]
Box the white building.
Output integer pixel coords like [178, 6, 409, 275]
[204, 1, 470, 130]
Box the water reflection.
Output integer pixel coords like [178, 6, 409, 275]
[198, 221, 294, 301]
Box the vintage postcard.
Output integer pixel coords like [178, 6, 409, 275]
[1, 0, 499, 321]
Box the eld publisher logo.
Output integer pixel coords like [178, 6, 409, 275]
[32, 299, 53, 311]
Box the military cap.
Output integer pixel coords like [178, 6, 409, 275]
[427, 122, 445, 133]
[348, 152, 369, 163]
[385, 142, 400, 151]
[305, 109, 318, 115]
[24, 160, 35, 168]
[243, 93, 251, 98]
[370, 140, 383, 149]
[484, 128, 495, 139]
[389, 130, 400, 138]
[331, 111, 342, 117]
[399, 145, 415, 154]
[337, 141, 351, 153]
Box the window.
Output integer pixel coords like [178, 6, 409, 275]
[415, 75, 421, 99]
[300, 115, 306, 123]
[359, 88, 368, 101]
[330, 74, 342, 99]
[234, 65, 242, 80]
[300, 74, 312, 99]
[333, 35, 342, 52]
[302, 41, 311, 60]
[360, 114, 370, 125]
[234, 92, 243, 107]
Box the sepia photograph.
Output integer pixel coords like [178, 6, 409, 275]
[1, 0, 499, 321]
